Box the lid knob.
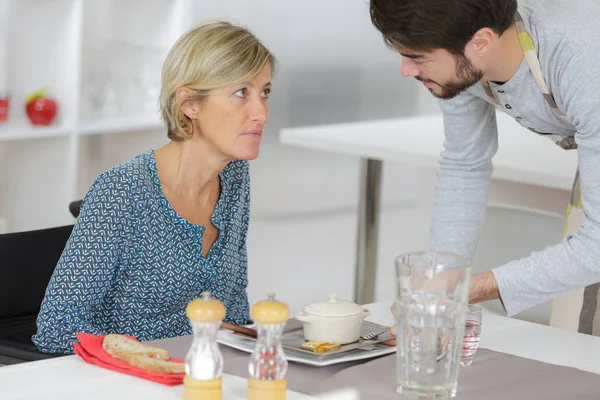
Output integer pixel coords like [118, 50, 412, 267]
[251, 293, 290, 324]
[327, 293, 339, 302]
[186, 291, 226, 322]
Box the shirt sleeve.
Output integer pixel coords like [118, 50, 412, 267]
[429, 90, 498, 260]
[32, 170, 130, 354]
[492, 44, 600, 316]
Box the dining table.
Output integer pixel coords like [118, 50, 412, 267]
[279, 112, 578, 306]
[1, 301, 599, 399]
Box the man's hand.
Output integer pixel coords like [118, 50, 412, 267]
[383, 271, 501, 346]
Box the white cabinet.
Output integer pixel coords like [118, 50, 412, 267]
[0, 0, 200, 233]
[0, 0, 423, 234]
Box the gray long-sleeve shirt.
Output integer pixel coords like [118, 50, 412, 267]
[429, 0, 600, 316]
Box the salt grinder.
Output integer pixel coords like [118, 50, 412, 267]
[183, 291, 226, 400]
[247, 293, 290, 400]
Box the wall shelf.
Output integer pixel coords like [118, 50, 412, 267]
[78, 117, 163, 136]
[0, 123, 73, 142]
[0, 117, 163, 142]
[0, 0, 189, 233]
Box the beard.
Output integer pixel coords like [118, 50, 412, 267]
[416, 55, 484, 100]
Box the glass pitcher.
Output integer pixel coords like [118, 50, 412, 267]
[395, 251, 472, 399]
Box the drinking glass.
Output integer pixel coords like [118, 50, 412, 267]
[460, 304, 482, 367]
[395, 251, 472, 399]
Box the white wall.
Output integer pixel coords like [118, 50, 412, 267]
[3, 0, 570, 226]
[0, 0, 571, 322]
[77, 0, 432, 216]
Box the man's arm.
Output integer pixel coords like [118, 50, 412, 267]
[491, 43, 600, 316]
[429, 90, 498, 261]
[387, 92, 499, 342]
[470, 271, 501, 304]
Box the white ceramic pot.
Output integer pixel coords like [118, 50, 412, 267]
[294, 293, 371, 344]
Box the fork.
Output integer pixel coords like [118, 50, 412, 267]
[361, 329, 388, 341]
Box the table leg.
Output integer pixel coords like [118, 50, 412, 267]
[354, 158, 382, 305]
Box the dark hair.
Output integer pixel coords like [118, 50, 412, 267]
[370, 0, 518, 55]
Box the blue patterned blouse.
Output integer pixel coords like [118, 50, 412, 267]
[32, 150, 251, 354]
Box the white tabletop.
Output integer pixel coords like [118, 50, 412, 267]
[279, 112, 578, 191]
[0, 354, 314, 400]
[365, 301, 600, 375]
[2, 301, 599, 399]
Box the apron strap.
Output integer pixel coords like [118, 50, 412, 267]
[514, 12, 568, 119]
[481, 12, 576, 150]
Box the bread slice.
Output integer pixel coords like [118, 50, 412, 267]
[102, 334, 169, 364]
[128, 355, 185, 374]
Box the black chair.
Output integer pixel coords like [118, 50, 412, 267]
[0, 224, 74, 364]
[69, 200, 83, 218]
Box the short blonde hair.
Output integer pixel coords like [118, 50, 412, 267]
[160, 21, 277, 141]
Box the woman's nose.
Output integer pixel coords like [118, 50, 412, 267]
[250, 98, 268, 125]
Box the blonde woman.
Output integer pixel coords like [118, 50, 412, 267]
[33, 21, 275, 354]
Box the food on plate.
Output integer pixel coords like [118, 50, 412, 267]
[301, 340, 342, 353]
[102, 334, 169, 364]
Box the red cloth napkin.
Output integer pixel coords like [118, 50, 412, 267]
[73, 333, 185, 386]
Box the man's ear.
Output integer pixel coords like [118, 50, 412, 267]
[176, 86, 201, 120]
[468, 27, 495, 56]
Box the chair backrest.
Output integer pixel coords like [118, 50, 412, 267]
[69, 200, 82, 218]
[0, 225, 74, 319]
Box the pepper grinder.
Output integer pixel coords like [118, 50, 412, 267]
[247, 293, 290, 400]
[183, 291, 226, 400]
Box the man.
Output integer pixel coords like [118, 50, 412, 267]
[370, 0, 600, 335]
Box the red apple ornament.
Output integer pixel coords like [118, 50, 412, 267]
[25, 89, 57, 126]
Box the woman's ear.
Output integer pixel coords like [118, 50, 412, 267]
[176, 86, 201, 120]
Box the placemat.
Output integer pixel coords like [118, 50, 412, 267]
[151, 335, 600, 399]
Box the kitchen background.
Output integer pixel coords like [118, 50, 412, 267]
[0, 0, 569, 324]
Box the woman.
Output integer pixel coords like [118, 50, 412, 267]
[33, 21, 276, 354]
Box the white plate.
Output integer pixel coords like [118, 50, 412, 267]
[217, 320, 396, 367]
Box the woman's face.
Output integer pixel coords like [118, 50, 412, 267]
[188, 64, 272, 161]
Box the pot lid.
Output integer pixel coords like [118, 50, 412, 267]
[302, 293, 363, 317]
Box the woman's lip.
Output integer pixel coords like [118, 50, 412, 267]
[243, 131, 262, 138]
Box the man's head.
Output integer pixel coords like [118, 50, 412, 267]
[370, 0, 518, 99]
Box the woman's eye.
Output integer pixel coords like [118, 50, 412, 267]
[234, 88, 247, 98]
[261, 88, 271, 98]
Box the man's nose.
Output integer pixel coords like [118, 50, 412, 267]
[400, 57, 420, 78]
